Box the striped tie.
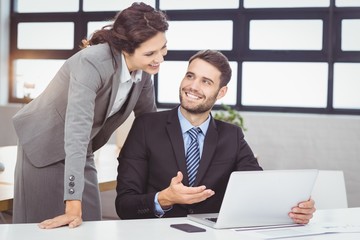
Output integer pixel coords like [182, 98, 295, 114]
[186, 127, 201, 187]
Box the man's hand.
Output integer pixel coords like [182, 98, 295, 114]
[158, 171, 215, 208]
[289, 199, 316, 224]
[38, 200, 83, 229]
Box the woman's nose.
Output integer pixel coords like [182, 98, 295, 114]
[155, 52, 164, 63]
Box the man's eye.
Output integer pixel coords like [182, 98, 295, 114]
[203, 79, 211, 85]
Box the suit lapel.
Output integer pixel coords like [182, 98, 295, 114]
[166, 108, 189, 185]
[105, 51, 122, 118]
[194, 117, 218, 186]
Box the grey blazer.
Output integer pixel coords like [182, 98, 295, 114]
[12, 43, 157, 200]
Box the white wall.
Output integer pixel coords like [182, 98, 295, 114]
[0, 0, 10, 105]
[241, 112, 360, 208]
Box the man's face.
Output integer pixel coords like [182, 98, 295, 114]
[179, 58, 227, 114]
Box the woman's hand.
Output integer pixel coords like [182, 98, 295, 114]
[38, 200, 82, 229]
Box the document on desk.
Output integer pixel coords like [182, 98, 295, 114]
[234, 224, 360, 239]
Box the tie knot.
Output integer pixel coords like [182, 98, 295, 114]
[188, 127, 201, 140]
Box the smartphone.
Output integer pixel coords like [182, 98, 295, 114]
[170, 223, 206, 233]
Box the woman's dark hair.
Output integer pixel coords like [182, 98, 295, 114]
[82, 2, 168, 54]
[189, 50, 232, 88]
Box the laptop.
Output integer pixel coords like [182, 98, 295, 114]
[187, 169, 318, 229]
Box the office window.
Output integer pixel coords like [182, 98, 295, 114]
[333, 63, 360, 109]
[336, 0, 360, 7]
[18, 22, 74, 50]
[157, 61, 237, 105]
[242, 62, 328, 107]
[8, 1, 360, 115]
[83, 0, 155, 12]
[341, 20, 360, 51]
[167, 21, 233, 50]
[13, 59, 65, 99]
[160, 0, 239, 10]
[244, 0, 330, 8]
[249, 20, 323, 50]
[16, 0, 79, 12]
[87, 21, 113, 38]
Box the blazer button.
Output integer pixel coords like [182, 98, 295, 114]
[69, 188, 75, 194]
[69, 175, 75, 181]
[69, 182, 75, 187]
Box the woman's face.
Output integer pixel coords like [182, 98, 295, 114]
[123, 32, 167, 74]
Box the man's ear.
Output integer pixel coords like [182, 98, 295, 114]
[216, 86, 228, 100]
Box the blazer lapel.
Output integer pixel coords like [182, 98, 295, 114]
[166, 108, 189, 185]
[194, 117, 218, 186]
[105, 52, 122, 118]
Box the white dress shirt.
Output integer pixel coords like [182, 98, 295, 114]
[108, 54, 142, 117]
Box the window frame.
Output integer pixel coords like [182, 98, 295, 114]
[8, 0, 360, 115]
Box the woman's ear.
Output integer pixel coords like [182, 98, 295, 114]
[122, 51, 130, 57]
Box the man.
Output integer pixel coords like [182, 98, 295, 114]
[115, 50, 315, 223]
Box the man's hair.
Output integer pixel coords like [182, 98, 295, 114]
[82, 2, 169, 54]
[188, 50, 232, 87]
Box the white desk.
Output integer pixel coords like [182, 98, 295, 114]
[0, 144, 119, 212]
[1, 208, 359, 240]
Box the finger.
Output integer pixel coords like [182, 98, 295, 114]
[38, 219, 53, 229]
[298, 199, 315, 209]
[180, 185, 207, 194]
[289, 211, 311, 224]
[38, 217, 68, 229]
[291, 216, 310, 225]
[292, 205, 316, 215]
[68, 217, 83, 228]
[171, 171, 183, 184]
[289, 210, 313, 224]
[184, 189, 215, 204]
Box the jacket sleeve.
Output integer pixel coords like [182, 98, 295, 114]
[115, 116, 158, 219]
[63, 55, 104, 201]
[234, 127, 263, 171]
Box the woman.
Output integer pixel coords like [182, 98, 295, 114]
[12, 2, 168, 229]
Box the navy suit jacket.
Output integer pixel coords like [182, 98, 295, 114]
[116, 107, 262, 219]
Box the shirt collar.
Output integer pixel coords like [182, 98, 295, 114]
[177, 106, 210, 136]
[120, 53, 142, 84]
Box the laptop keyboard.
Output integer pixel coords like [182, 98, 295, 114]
[206, 217, 218, 223]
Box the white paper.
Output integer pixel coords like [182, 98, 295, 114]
[235, 224, 360, 239]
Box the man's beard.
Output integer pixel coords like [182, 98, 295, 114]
[179, 88, 217, 114]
